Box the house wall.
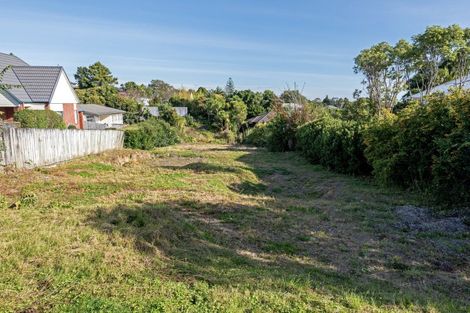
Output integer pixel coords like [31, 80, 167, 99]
[99, 114, 123, 126]
[62, 103, 77, 126]
[49, 71, 79, 104]
[24, 104, 47, 110]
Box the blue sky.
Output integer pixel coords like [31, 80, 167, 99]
[1, 0, 469, 98]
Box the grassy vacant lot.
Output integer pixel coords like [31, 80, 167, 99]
[0, 144, 468, 312]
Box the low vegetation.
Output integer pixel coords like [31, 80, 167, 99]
[123, 118, 179, 150]
[14, 109, 66, 129]
[0, 144, 468, 312]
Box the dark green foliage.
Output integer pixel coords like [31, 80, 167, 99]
[233, 90, 265, 118]
[124, 118, 179, 150]
[157, 104, 186, 129]
[297, 117, 371, 175]
[364, 91, 470, 207]
[266, 115, 297, 152]
[14, 110, 66, 129]
[75, 62, 118, 89]
[243, 124, 270, 147]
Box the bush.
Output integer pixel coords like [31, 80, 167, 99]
[244, 123, 270, 147]
[124, 118, 179, 150]
[14, 110, 66, 129]
[158, 104, 186, 130]
[364, 91, 470, 207]
[297, 116, 371, 175]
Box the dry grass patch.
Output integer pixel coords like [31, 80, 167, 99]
[0, 144, 468, 312]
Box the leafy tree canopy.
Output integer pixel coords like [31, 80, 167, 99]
[75, 62, 118, 89]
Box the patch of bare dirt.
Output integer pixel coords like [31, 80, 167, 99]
[395, 205, 469, 234]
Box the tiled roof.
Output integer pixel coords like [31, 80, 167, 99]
[78, 104, 126, 116]
[0, 52, 63, 103]
[247, 111, 276, 124]
[0, 53, 32, 102]
[0, 52, 29, 67]
[12, 66, 62, 102]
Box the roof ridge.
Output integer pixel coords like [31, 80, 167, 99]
[12, 65, 63, 69]
[10, 68, 33, 102]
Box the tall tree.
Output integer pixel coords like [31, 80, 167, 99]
[452, 28, 470, 88]
[148, 79, 176, 105]
[121, 81, 150, 100]
[261, 90, 279, 110]
[354, 40, 412, 111]
[75, 62, 118, 89]
[411, 25, 467, 97]
[225, 77, 235, 95]
[234, 90, 264, 118]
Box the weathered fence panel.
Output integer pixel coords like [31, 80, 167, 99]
[1, 128, 124, 169]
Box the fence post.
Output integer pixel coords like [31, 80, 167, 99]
[0, 125, 5, 171]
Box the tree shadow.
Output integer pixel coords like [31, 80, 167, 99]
[161, 162, 243, 174]
[86, 146, 469, 311]
[87, 197, 467, 311]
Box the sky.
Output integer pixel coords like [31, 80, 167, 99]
[1, 0, 470, 99]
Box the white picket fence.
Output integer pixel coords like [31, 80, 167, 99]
[0, 127, 124, 169]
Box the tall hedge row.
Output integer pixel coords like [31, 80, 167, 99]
[364, 92, 470, 206]
[124, 118, 179, 150]
[265, 90, 469, 208]
[296, 117, 371, 175]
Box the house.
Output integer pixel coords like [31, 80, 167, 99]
[246, 111, 276, 126]
[77, 104, 125, 129]
[246, 103, 302, 127]
[411, 75, 470, 99]
[0, 52, 80, 127]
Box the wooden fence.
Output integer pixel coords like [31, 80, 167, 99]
[0, 127, 124, 169]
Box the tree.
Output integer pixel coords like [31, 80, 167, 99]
[354, 40, 412, 111]
[121, 81, 150, 100]
[148, 79, 176, 105]
[75, 62, 118, 89]
[261, 90, 279, 110]
[411, 25, 468, 98]
[234, 90, 264, 118]
[0, 66, 11, 91]
[280, 86, 308, 105]
[227, 97, 247, 131]
[452, 28, 470, 88]
[76, 85, 119, 105]
[225, 77, 235, 95]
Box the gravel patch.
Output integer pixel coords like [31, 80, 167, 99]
[395, 205, 468, 234]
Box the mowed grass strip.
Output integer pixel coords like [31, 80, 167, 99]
[0, 145, 468, 312]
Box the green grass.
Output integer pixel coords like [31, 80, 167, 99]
[0, 144, 468, 312]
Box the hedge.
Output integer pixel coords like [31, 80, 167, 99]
[296, 117, 371, 175]
[243, 123, 270, 147]
[124, 118, 179, 150]
[364, 91, 470, 207]
[14, 110, 66, 129]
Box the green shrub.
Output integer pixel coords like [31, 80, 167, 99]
[19, 192, 38, 208]
[158, 104, 186, 130]
[14, 110, 66, 129]
[266, 115, 297, 152]
[297, 116, 371, 175]
[124, 118, 179, 150]
[364, 91, 470, 207]
[244, 123, 270, 147]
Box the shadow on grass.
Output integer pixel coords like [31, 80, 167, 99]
[86, 146, 468, 311]
[161, 162, 243, 174]
[87, 199, 466, 312]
